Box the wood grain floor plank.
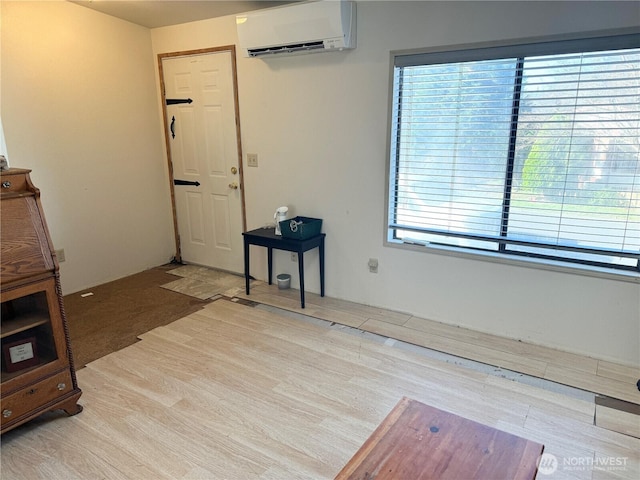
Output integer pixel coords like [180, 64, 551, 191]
[597, 360, 640, 384]
[526, 405, 640, 457]
[2, 300, 638, 480]
[404, 315, 599, 374]
[595, 403, 640, 439]
[241, 283, 637, 406]
[238, 287, 369, 328]
[544, 364, 639, 405]
[484, 374, 595, 424]
[362, 317, 549, 377]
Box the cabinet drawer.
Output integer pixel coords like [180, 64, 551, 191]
[1, 371, 73, 427]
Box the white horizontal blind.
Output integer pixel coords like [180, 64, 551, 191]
[389, 40, 640, 271]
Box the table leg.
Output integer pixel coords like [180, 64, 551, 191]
[298, 250, 305, 308]
[319, 236, 325, 297]
[267, 247, 273, 285]
[244, 238, 250, 295]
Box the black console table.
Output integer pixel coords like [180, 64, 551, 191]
[243, 227, 325, 308]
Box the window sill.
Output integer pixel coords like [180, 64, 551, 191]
[385, 239, 640, 284]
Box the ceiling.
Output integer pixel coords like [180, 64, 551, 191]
[70, 1, 299, 28]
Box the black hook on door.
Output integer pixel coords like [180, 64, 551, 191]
[166, 98, 193, 105]
[174, 179, 201, 187]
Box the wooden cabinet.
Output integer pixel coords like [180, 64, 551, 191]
[1, 168, 82, 434]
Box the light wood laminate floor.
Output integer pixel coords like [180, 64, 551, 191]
[234, 282, 640, 406]
[2, 298, 637, 479]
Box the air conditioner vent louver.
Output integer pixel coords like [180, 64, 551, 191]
[237, 1, 356, 58]
[248, 41, 325, 57]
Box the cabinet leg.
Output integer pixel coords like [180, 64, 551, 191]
[58, 393, 83, 417]
[62, 403, 83, 417]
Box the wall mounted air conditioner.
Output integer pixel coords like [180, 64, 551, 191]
[236, 1, 356, 58]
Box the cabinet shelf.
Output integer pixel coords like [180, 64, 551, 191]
[1, 289, 51, 339]
[1, 313, 50, 339]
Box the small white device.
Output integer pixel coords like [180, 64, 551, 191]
[274, 206, 289, 235]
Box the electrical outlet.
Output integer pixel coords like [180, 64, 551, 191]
[247, 153, 258, 167]
[291, 252, 298, 262]
[56, 249, 66, 263]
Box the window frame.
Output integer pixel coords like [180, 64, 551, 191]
[384, 28, 640, 281]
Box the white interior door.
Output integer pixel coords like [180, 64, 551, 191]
[162, 51, 244, 273]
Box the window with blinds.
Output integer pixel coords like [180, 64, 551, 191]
[387, 34, 640, 273]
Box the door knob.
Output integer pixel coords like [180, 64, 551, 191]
[230, 167, 238, 175]
[229, 182, 239, 189]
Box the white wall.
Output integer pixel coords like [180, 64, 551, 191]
[152, 1, 640, 366]
[1, 1, 637, 366]
[1, 1, 175, 294]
